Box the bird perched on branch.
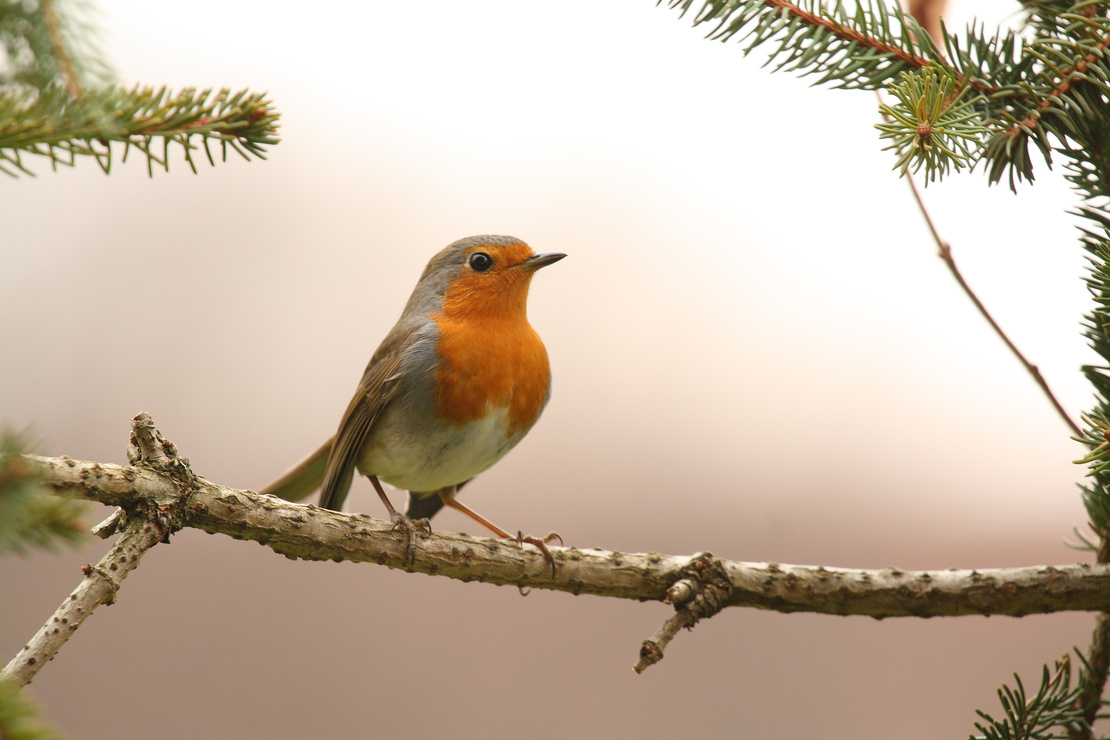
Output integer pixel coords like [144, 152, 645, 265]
[261, 235, 564, 570]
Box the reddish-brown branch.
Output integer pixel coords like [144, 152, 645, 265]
[875, 91, 1083, 437]
[762, 0, 933, 68]
[748, 0, 1005, 94]
[1008, 31, 1110, 139]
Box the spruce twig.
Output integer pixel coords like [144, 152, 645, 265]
[0, 85, 280, 177]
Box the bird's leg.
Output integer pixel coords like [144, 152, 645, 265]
[435, 490, 561, 577]
[370, 475, 430, 565]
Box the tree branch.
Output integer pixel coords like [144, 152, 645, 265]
[20, 448, 1110, 612]
[0, 515, 164, 687]
[6, 415, 1110, 678]
[39, 0, 81, 98]
[0, 412, 184, 688]
[1008, 30, 1110, 141]
[0, 86, 280, 178]
[760, 0, 932, 70]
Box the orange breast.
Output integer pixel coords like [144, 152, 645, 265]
[431, 268, 551, 436]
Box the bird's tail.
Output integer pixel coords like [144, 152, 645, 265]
[405, 491, 446, 520]
[259, 436, 334, 502]
[405, 479, 472, 521]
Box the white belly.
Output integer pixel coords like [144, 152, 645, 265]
[359, 405, 521, 493]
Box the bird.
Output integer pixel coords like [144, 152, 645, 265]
[260, 235, 564, 571]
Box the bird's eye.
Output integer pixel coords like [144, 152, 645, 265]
[468, 252, 493, 272]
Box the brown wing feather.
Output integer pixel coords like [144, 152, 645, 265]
[317, 351, 406, 511]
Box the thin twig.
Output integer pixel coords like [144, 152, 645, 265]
[875, 86, 1083, 437]
[635, 609, 697, 673]
[0, 515, 164, 687]
[761, 0, 933, 70]
[904, 172, 1082, 437]
[879, 89, 1098, 732]
[1007, 31, 1110, 140]
[39, 0, 82, 98]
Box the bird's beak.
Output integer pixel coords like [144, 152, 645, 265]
[517, 252, 567, 271]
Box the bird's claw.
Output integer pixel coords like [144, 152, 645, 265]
[514, 530, 561, 578]
[389, 513, 431, 566]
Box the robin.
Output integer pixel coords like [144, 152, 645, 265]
[261, 235, 564, 571]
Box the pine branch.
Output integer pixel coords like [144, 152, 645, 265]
[1007, 27, 1110, 140]
[982, 9, 1110, 189]
[664, 1, 1110, 189]
[0, 85, 280, 177]
[0, 0, 111, 92]
[39, 0, 80, 97]
[876, 68, 988, 182]
[0, 680, 64, 740]
[1076, 211, 1110, 539]
[973, 653, 1092, 740]
[666, 0, 947, 89]
[0, 432, 88, 555]
[1069, 614, 1110, 738]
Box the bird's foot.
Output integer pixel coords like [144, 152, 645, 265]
[389, 512, 432, 566]
[514, 531, 562, 578]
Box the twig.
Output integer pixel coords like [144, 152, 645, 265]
[636, 560, 732, 673]
[39, 0, 82, 98]
[897, 118, 1082, 437]
[0, 515, 164, 687]
[1, 413, 193, 687]
[127, 412, 173, 466]
[760, 0, 933, 70]
[1006, 31, 1110, 141]
[875, 90, 1079, 434]
[635, 609, 697, 673]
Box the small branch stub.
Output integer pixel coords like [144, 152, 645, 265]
[91, 508, 124, 539]
[635, 554, 734, 673]
[665, 579, 696, 605]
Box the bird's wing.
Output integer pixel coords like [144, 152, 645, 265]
[317, 350, 406, 511]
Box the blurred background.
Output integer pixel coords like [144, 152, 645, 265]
[0, 0, 1099, 737]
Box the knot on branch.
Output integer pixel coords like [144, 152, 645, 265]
[106, 412, 198, 542]
[634, 553, 734, 673]
[127, 412, 192, 478]
[669, 552, 734, 622]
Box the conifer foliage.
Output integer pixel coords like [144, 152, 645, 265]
[0, 0, 279, 176]
[665, 0, 1110, 734]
